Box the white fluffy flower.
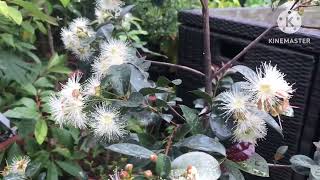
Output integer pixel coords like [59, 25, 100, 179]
[48, 95, 66, 126]
[49, 74, 87, 129]
[233, 113, 267, 144]
[69, 17, 95, 39]
[61, 27, 75, 49]
[92, 39, 134, 76]
[71, 45, 94, 61]
[215, 86, 252, 120]
[84, 75, 102, 96]
[90, 104, 127, 142]
[100, 39, 133, 64]
[95, 8, 113, 24]
[244, 62, 293, 112]
[9, 156, 30, 175]
[96, 0, 124, 11]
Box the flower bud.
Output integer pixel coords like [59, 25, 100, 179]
[150, 154, 158, 162]
[125, 164, 133, 172]
[144, 170, 153, 178]
[120, 170, 129, 178]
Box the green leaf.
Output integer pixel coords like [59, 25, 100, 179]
[102, 64, 131, 96]
[47, 66, 71, 74]
[0, 1, 8, 17]
[106, 143, 154, 159]
[17, 119, 36, 137]
[156, 154, 171, 177]
[47, 162, 59, 180]
[51, 128, 74, 149]
[25, 161, 41, 177]
[34, 119, 48, 144]
[2, 5, 22, 24]
[0, 33, 14, 47]
[290, 155, 316, 168]
[222, 160, 245, 180]
[11, 0, 58, 25]
[47, 53, 66, 69]
[174, 134, 226, 156]
[34, 77, 54, 88]
[15, 97, 37, 109]
[56, 161, 85, 178]
[60, 0, 70, 7]
[231, 153, 269, 177]
[311, 165, 320, 179]
[7, 143, 22, 163]
[4, 107, 40, 119]
[0, 51, 35, 84]
[180, 105, 202, 134]
[190, 89, 213, 105]
[171, 152, 221, 180]
[35, 21, 47, 34]
[22, 83, 37, 96]
[139, 87, 167, 95]
[52, 147, 71, 158]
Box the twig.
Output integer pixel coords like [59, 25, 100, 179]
[293, 0, 314, 10]
[144, 59, 205, 77]
[301, 25, 320, 30]
[268, 163, 291, 168]
[165, 125, 178, 155]
[47, 24, 55, 55]
[201, 0, 213, 96]
[210, 25, 277, 81]
[168, 105, 186, 121]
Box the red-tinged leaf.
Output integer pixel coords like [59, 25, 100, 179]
[227, 142, 255, 162]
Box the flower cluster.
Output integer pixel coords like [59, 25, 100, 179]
[95, 0, 124, 24]
[92, 39, 135, 77]
[216, 62, 294, 144]
[61, 18, 95, 61]
[49, 73, 127, 142]
[1, 156, 30, 178]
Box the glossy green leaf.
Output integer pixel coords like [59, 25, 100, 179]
[47, 162, 59, 180]
[230, 153, 269, 177]
[180, 105, 202, 134]
[106, 143, 154, 159]
[4, 107, 39, 119]
[56, 161, 85, 178]
[171, 152, 221, 180]
[60, 0, 70, 7]
[156, 154, 171, 177]
[34, 119, 48, 144]
[11, 0, 58, 25]
[174, 134, 226, 156]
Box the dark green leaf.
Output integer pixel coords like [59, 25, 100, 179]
[190, 90, 212, 105]
[180, 105, 202, 134]
[174, 134, 226, 156]
[156, 154, 171, 177]
[56, 161, 85, 178]
[106, 143, 154, 159]
[230, 153, 269, 177]
[47, 162, 58, 180]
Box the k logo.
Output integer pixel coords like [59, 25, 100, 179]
[277, 10, 302, 34]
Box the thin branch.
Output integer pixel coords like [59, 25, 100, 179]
[268, 163, 291, 168]
[201, 0, 213, 96]
[168, 105, 186, 121]
[47, 24, 55, 55]
[301, 25, 320, 30]
[210, 25, 277, 81]
[144, 59, 205, 77]
[165, 125, 178, 155]
[293, 0, 314, 10]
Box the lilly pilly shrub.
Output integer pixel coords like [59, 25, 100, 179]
[1, 0, 296, 179]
